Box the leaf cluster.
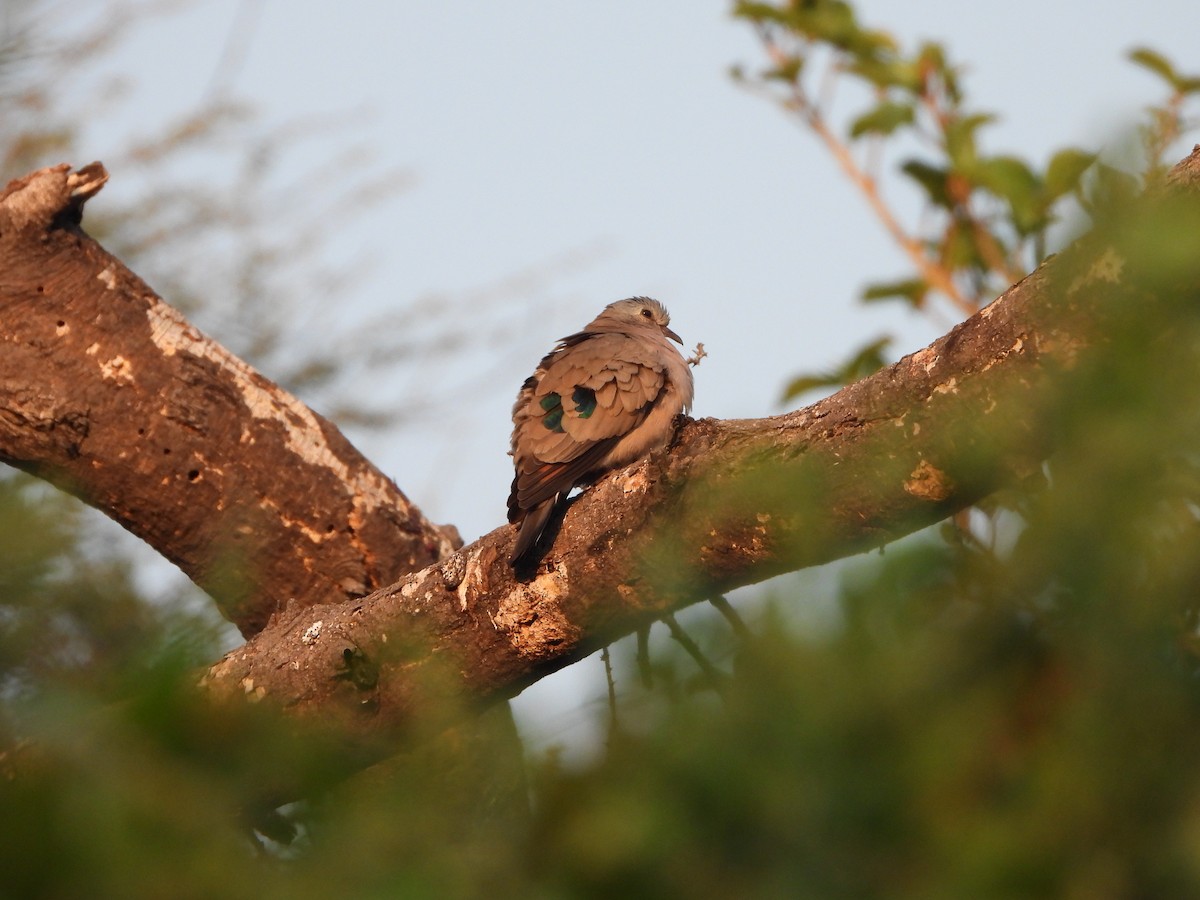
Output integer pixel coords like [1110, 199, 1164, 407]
[733, 0, 1199, 400]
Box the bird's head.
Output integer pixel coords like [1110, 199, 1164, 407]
[601, 296, 682, 344]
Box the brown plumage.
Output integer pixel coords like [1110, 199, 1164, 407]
[507, 297, 694, 565]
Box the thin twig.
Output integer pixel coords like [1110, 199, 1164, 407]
[600, 644, 618, 732]
[203, 0, 266, 102]
[967, 207, 1025, 288]
[709, 595, 750, 638]
[663, 613, 727, 693]
[636, 625, 652, 688]
[754, 26, 975, 317]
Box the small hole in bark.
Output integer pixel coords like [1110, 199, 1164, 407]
[162, 447, 171, 455]
[37, 285, 45, 294]
[326, 524, 335, 533]
[187, 469, 200, 481]
[56, 319, 64, 327]
[137, 428, 145, 435]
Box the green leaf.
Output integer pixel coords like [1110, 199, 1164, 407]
[781, 336, 892, 401]
[730, 2, 793, 25]
[916, 41, 948, 78]
[973, 155, 1041, 233]
[943, 219, 984, 269]
[839, 24, 897, 58]
[1044, 148, 1097, 200]
[901, 159, 951, 207]
[1127, 47, 1200, 94]
[846, 56, 921, 91]
[861, 279, 928, 307]
[764, 55, 804, 82]
[849, 101, 915, 138]
[1129, 47, 1183, 90]
[944, 113, 996, 167]
[800, 1, 861, 49]
[859, 28, 900, 56]
[974, 155, 1038, 199]
[912, 42, 963, 104]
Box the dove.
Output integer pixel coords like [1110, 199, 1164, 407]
[507, 296, 694, 566]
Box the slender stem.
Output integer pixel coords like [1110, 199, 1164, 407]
[969, 212, 1025, 287]
[710, 595, 750, 638]
[636, 625, 652, 688]
[664, 614, 726, 693]
[755, 27, 976, 318]
[600, 645, 619, 732]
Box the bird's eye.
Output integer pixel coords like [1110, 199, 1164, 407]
[640, 308, 652, 318]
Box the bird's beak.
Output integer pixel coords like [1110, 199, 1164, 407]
[663, 325, 682, 345]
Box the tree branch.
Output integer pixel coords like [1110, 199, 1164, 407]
[197, 254, 1057, 734]
[4, 149, 1199, 748]
[204, 147, 1200, 739]
[0, 164, 459, 637]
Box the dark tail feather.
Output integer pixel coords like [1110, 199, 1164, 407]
[509, 498, 557, 565]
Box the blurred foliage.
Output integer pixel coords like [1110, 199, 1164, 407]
[782, 334, 890, 401]
[731, 0, 1200, 402]
[524, 190, 1200, 898]
[0, 475, 220, 701]
[5, 1, 1200, 898]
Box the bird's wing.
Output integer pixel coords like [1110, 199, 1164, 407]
[509, 332, 669, 514]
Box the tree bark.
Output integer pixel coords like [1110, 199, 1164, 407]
[0, 164, 459, 638]
[3, 149, 1199, 742]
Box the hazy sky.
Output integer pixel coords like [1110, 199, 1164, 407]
[74, 0, 1199, 754]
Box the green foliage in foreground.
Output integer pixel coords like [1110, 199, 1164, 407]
[4, 196, 1200, 899]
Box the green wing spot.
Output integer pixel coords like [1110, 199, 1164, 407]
[540, 393, 564, 432]
[572, 386, 597, 419]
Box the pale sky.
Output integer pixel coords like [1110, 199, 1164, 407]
[67, 0, 1200, 756]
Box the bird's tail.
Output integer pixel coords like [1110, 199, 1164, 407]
[509, 497, 558, 565]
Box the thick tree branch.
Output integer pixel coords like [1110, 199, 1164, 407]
[4, 150, 1199, 746]
[205, 145, 1200, 739]
[0, 164, 459, 637]
[198, 262, 1054, 735]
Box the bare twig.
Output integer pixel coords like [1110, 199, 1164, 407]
[709, 595, 750, 639]
[663, 614, 727, 694]
[600, 644, 618, 732]
[636, 626, 652, 688]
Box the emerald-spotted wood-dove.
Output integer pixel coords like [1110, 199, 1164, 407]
[507, 297, 694, 565]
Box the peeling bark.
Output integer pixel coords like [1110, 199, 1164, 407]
[0, 164, 459, 637]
